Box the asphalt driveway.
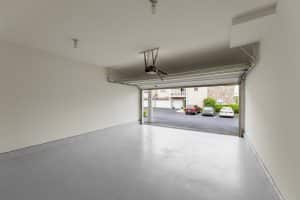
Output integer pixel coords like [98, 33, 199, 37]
[145, 108, 239, 136]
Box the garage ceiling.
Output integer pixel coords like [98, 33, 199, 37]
[0, 0, 275, 69]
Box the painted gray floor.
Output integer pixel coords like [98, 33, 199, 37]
[0, 123, 279, 200]
[146, 108, 239, 135]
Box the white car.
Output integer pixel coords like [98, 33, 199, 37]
[219, 107, 235, 118]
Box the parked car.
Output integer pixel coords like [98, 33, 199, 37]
[219, 107, 235, 118]
[185, 105, 201, 115]
[202, 106, 215, 116]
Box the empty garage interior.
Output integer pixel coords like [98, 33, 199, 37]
[0, 0, 299, 200]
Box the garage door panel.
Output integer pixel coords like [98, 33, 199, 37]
[111, 64, 250, 89]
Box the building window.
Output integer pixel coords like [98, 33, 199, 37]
[194, 88, 198, 92]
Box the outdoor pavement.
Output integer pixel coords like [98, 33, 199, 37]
[145, 108, 239, 136]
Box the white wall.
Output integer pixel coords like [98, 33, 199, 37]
[0, 41, 139, 154]
[245, 1, 299, 200]
[186, 87, 208, 107]
[152, 100, 172, 109]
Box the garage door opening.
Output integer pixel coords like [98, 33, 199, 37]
[142, 85, 240, 136]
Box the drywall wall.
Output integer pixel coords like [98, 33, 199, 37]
[0, 41, 139, 153]
[245, 1, 299, 200]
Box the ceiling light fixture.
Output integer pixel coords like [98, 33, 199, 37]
[149, 0, 158, 14]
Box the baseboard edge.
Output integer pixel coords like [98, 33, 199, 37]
[244, 133, 286, 200]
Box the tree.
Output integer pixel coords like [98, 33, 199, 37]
[203, 97, 216, 107]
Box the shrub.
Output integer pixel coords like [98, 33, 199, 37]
[229, 104, 239, 114]
[143, 109, 148, 117]
[215, 104, 223, 112]
[203, 97, 216, 107]
[214, 104, 239, 113]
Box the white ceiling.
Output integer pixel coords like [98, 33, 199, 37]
[0, 0, 275, 68]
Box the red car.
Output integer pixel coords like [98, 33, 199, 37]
[185, 105, 201, 115]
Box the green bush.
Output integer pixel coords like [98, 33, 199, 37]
[143, 109, 148, 117]
[229, 104, 239, 114]
[203, 97, 216, 107]
[214, 104, 239, 113]
[215, 104, 223, 112]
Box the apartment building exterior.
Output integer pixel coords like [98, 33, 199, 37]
[144, 85, 239, 109]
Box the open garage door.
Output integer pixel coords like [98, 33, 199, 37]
[115, 64, 250, 89]
[108, 63, 250, 137]
[142, 85, 241, 136]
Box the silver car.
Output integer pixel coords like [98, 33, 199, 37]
[202, 106, 215, 116]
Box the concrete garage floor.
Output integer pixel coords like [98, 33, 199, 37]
[0, 123, 279, 200]
[146, 108, 239, 136]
